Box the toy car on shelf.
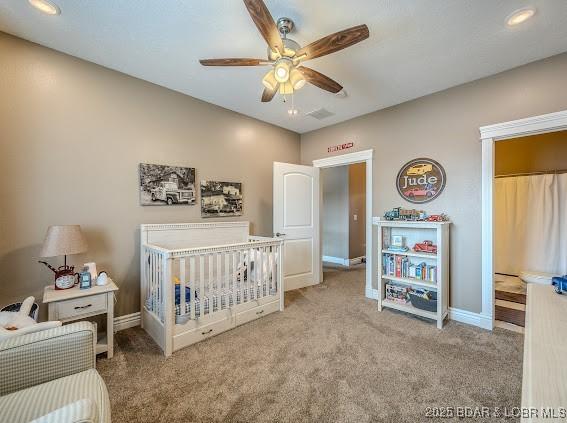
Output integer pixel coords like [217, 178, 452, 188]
[425, 214, 447, 222]
[384, 207, 424, 221]
[413, 240, 437, 254]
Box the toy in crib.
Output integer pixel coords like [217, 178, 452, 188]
[173, 277, 193, 304]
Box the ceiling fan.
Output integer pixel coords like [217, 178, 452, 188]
[199, 0, 369, 103]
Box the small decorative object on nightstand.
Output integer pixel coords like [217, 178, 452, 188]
[43, 279, 119, 358]
[38, 225, 88, 290]
[78, 267, 92, 290]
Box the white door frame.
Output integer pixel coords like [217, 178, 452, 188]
[480, 110, 567, 329]
[313, 149, 374, 299]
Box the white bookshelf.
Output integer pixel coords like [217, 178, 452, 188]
[373, 218, 450, 329]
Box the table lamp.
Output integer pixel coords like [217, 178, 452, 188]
[38, 225, 88, 290]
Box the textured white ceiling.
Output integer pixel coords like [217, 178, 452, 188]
[1, 0, 567, 133]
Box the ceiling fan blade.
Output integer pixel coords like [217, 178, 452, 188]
[261, 84, 280, 102]
[243, 0, 284, 54]
[199, 58, 266, 66]
[298, 66, 343, 93]
[296, 24, 369, 61]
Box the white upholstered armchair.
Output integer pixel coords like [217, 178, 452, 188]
[0, 321, 111, 423]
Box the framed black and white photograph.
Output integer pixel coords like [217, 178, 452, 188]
[200, 181, 243, 217]
[139, 163, 196, 206]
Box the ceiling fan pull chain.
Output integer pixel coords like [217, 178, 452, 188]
[291, 92, 295, 113]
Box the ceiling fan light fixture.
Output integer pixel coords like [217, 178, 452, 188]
[262, 70, 278, 91]
[274, 59, 291, 83]
[279, 82, 294, 95]
[290, 68, 306, 90]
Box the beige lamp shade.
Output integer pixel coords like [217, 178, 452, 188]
[39, 225, 88, 257]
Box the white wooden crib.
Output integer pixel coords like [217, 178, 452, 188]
[140, 222, 283, 356]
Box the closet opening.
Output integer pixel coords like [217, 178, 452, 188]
[493, 130, 567, 332]
[321, 162, 367, 290]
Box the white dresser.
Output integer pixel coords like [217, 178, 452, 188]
[521, 284, 567, 422]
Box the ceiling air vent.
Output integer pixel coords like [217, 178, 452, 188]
[306, 108, 335, 120]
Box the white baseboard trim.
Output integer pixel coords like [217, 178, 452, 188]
[323, 255, 366, 267]
[114, 312, 141, 332]
[448, 307, 493, 330]
[322, 255, 349, 266]
[365, 288, 379, 300]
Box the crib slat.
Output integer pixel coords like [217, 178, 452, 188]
[216, 252, 222, 311]
[255, 247, 260, 299]
[179, 257, 186, 318]
[151, 251, 156, 317]
[190, 256, 196, 320]
[242, 249, 246, 302]
[157, 251, 161, 320]
[149, 251, 153, 313]
[209, 253, 215, 314]
[271, 246, 276, 296]
[251, 248, 256, 301]
[159, 252, 164, 322]
[158, 252, 162, 320]
[199, 255, 205, 318]
[147, 250, 151, 307]
[259, 246, 264, 298]
[252, 247, 256, 300]
[232, 251, 237, 306]
[223, 250, 229, 309]
[144, 249, 148, 310]
[269, 246, 274, 296]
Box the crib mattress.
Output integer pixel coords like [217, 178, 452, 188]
[145, 280, 277, 320]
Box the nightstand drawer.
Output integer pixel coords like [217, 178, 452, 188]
[54, 293, 107, 320]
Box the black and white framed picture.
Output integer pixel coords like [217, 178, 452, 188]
[200, 181, 243, 217]
[139, 163, 196, 206]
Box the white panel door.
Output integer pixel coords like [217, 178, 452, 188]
[273, 162, 320, 291]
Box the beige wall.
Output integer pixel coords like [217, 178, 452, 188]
[301, 53, 567, 313]
[3, 30, 567, 318]
[0, 33, 300, 318]
[348, 163, 366, 259]
[495, 130, 567, 176]
[322, 166, 349, 260]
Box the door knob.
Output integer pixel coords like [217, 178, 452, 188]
[275, 232, 286, 237]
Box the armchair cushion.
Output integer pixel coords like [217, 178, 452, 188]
[0, 369, 110, 423]
[0, 321, 62, 341]
[30, 399, 97, 423]
[0, 322, 96, 396]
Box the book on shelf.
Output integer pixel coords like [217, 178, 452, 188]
[382, 253, 437, 283]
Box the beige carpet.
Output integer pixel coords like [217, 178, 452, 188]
[98, 266, 523, 423]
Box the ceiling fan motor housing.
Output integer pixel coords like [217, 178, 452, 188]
[267, 38, 300, 60]
[277, 17, 295, 37]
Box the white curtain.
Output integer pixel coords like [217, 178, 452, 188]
[494, 173, 567, 276]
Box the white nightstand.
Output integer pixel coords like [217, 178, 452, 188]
[43, 280, 119, 358]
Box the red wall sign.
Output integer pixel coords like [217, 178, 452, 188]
[328, 142, 354, 153]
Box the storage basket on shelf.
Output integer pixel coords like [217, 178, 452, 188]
[408, 290, 437, 312]
[385, 283, 410, 304]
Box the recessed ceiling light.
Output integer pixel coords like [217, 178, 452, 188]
[28, 0, 60, 16]
[506, 8, 536, 27]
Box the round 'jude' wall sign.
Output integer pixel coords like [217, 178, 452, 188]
[396, 158, 446, 204]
